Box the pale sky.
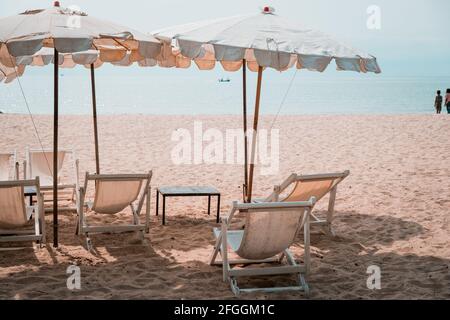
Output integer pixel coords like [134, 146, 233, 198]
[1, 0, 449, 76]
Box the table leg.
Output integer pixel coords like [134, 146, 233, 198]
[216, 194, 221, 223]
[162, 195, 166, 226]
[155, 190, 159, 216]
[207, 195, 211, 216]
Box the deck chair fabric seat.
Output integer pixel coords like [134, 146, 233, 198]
[77, 172, 152, 251]
[257, 171, 350, 235]
[0, 185, 28, 228]
[27, 150, 66, 187]
[0, 208, 35, 230]
[0, 177, 45, 245]
[0, 151, 19, 181]
[92, 180, 143, 214]
[210, 199, 315, 296]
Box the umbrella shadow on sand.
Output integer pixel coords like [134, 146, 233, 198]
[0, 209, 320, 300]
[2, 209, 448, 299]
[0, 208, 231, 299]
[0, 211, 236, 299]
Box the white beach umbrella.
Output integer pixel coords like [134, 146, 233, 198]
[0, 1, 162, 246]
[153, 6, 381, 202]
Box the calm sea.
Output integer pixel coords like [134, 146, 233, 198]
[1, 66, 449, 115]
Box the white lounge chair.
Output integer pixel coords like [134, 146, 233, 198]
[77, 172, 152, 251]
[259, 171, 350, 236]
[210, 198, 315, 296]
[25, 148, 80, 207]
[0, 151, 19, 181]
[0, 177, 45, 246]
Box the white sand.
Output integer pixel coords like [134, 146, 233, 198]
[0, 114, 449, 299]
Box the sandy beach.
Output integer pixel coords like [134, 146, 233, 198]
[0, 114, 449, 299]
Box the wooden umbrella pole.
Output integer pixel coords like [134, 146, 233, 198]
[247, 66, 263, 203]
[53, 48, 59, 247]
[90, 64, 100, 174]
[242, 59, 248, 202]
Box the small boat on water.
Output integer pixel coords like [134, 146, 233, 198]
[218, 78, 231, 83]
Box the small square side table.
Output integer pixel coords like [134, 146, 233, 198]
[155, 186, 221, 225]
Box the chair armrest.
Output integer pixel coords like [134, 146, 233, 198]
[235, 200, 315, 211]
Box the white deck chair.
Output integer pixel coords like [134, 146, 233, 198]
[0, 151, 19, 181]
[259, 171, 350, 235]
[210, 198, 315, 296]
[25, 148, 80, 206]
[0, 177, 45, 246]
[77, 172, 152, 251]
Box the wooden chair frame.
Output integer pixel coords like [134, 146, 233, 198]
[209, 199, 315, 296]
[76, 172, 152, 251]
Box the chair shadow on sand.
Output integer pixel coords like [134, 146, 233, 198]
[1, 209, 449, 299]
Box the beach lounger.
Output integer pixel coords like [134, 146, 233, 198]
[25, 148, 80, 206]
[258, 170, 350, 236]
[0, 151, 19, 181]
[0, 177, 45, 246]
[209, 198, 315, 296]
[76, 172, 152, 251]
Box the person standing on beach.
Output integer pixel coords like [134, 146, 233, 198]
[445, 89, 450, 114]
[435, 90, 442, 114]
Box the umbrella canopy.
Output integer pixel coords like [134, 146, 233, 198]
[153, 6, 381, 202]
[9, 47, 158, 69]
[0, 3, 161, 68]
[153, 6, 381, 73]
[0, 1, 163, 247]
